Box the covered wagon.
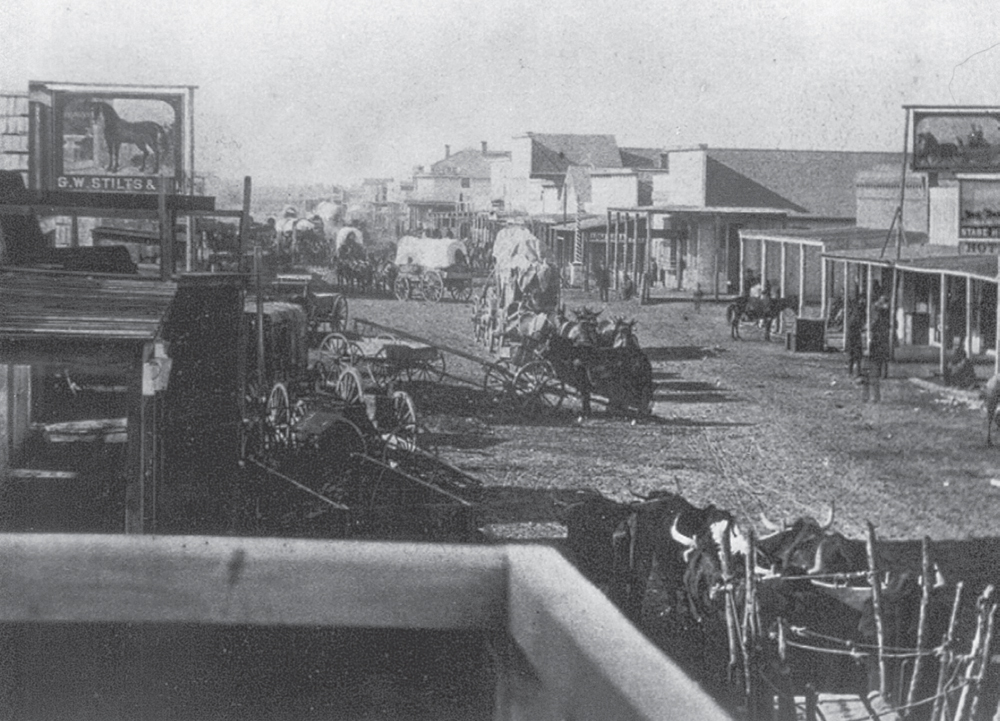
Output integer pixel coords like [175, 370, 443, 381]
[393, 236, 473, 302]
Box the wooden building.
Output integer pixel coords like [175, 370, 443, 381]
[0, 182, 250, 533]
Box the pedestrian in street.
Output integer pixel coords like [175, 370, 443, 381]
[595, 262, 610, 302]
[845, 297, 864, 377]
[869, 295, 891, 380]
[649, 258, 659, 288]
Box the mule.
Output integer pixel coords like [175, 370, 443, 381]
[727, 294, 798, 341]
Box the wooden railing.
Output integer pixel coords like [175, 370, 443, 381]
[0, 534, 731, 721]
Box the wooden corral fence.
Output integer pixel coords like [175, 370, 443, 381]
[0, 534, 730, 721]
[718, 525, 998, 721]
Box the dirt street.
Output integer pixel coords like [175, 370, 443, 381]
[347, 287, 1000, 543]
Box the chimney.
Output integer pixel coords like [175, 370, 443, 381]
[481, 141, 488, 154]
[445, 145, 451, 158]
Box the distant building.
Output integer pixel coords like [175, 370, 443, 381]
[605, 146, 904, 296]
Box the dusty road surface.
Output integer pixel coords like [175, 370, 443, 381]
[346, 286, 1000, 543]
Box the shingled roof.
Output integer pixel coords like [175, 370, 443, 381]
[704, 149, 902, 219]
[529, 134, 623, 176]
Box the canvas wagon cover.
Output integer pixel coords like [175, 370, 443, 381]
[491, 225, 549, 279]
[394, 236, 468, 269]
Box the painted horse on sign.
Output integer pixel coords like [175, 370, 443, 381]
[91, 101, 168, 174]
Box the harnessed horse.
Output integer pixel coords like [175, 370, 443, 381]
[91, 102, 167, 174]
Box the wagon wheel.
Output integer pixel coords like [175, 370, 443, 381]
[319, 332, 362, 367]
[450, 280, 474, 303]
[370, 346, 400, 390]
[406, 350, 446, 383]
[511, 360, 565, 414]
[328, 294, 349, 333]
[483, 360, 515, 405]
[336, 366, 365, 405]
[263, 381, 292, 451]
[385, 390, 419, 450]
[394, 277, 410, 301]
[421, 271, 444, 303]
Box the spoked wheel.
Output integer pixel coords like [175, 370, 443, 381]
[394, 277, 410, 301]
[385, 390, 418, 450]
[421, 271, 444, 303]
[336, 366, 365, 405]
[483, 360, 515, 404]
[328, 294, 349, 333]
[449, 280, 474, 302]
[406, 351, 446, 383]
[370, 347, 399, 391]
[511, 360, 565, 414]
[263, 381, 292, 451]
[319, 333, 362, 367]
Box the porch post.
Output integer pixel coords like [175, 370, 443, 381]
[761, 240, 769, 289]
[965, 277, 973, 357]
[739, 234, 745, 296]
[889, 266, 898, 362]
[820, 254, 828, 321]
[939, 273, 947, 376]
[605, 209, 611, 279]
[798, 242, 806, 317]
[780, 241, 788, 298]
[843, 260, 850, 351]
[866, 263, 874, 349]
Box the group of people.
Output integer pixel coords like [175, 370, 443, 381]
[592, 259, 659, 303]
[845, 292, 979, 393]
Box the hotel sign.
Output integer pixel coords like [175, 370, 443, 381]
[959, 239, 1000, 254]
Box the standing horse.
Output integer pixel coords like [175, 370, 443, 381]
[728, 293, 798, 341]
[91, 102, 167, 173]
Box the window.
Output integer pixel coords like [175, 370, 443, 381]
[659, 154, 669, 171]
[461, 177, 470, 188]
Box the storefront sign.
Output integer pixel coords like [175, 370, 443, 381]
[912, 108, 1000, 173]
[959, 239, 1000, 254]
[57, 175, 176, 193]
[959, 180, 1000, 239]
[29, 82, 190, 194]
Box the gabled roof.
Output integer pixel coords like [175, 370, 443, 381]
[528, 133, 623, 176]
[431, 147, 508, 179]
[620, 147, 666, 169]
[703, 149, 903, 219]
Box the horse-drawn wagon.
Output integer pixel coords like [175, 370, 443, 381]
[474, 225, 653, 417]
[392, 236, 474, 302]
[240, 298, 478, 538]
[266, 273, 348, 342]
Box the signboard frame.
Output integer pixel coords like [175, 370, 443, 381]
[911, 107, 1000, 173]
[28, 81, 194, 195]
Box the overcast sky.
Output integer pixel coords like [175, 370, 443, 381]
[4, 0, 1000, 186]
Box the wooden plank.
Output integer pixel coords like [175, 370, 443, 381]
[353, 316, 490, 366]
[0, 534, 507, 630]
[7, 469, 79, 480]
[505, 545, 731, 721]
